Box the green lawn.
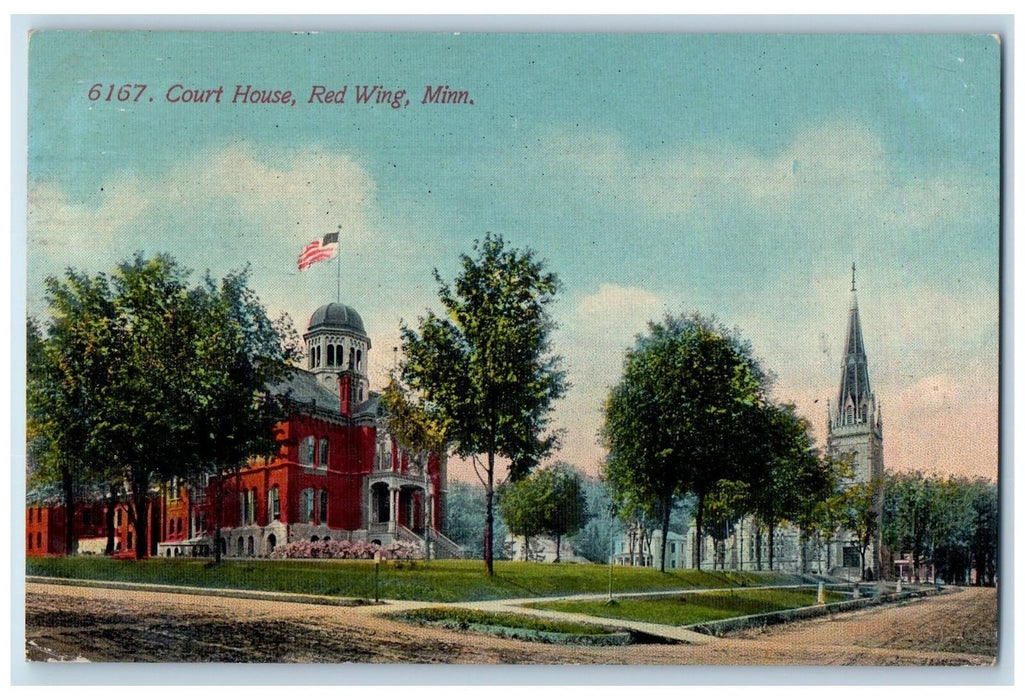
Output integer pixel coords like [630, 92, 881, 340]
[394, 607, 617, 635]
[528, 588, 847, 626]
[27, 556, 812, 602]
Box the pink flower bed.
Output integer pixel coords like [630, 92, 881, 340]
[269, 539, 422, 560]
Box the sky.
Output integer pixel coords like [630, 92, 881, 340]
[25, 32, 1001, 483]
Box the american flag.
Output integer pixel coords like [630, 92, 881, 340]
[298, 232, 339, 270]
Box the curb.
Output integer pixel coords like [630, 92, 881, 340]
[686, 586, 948, 636]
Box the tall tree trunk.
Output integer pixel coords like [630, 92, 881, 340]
[554, 533, 562, 563]
[105, 485, 117, 555]
[214, 475, 224, 564]
[768, 520, 775, 571]
[694, 493, 704, 571]
[484, 451, 495, 576]
[61, 462, 75, 556]
[755, 520, 762, 571]
[132, 490, 149, 560]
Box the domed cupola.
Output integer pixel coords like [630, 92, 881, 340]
[303, 302, 372, 402]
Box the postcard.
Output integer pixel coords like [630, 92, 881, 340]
[21, 29, 1001, 674]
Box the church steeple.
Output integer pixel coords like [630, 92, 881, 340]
[826, 264, 885, 581]
[835, 263, 873, 428]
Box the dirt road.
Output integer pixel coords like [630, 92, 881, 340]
[24, 582, 997, 665]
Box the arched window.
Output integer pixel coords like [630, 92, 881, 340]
[247, 536, 255, 555]
[237, 536, 245, 556]
[177, 517, 183, 535]
[311, 535, 319, 543]
[316, 345, 321, 367]
[319, 438, 329, 471]
[319, 489, 329, 523]
[268, 486, 281, 521]
[299, 436, 315, 467]
[239, 491, 247, 525]
[327, 344, 335, 366]
[356, 348, 362, 371]
[300, 488, 314, 523]
[219, 538, 227, 555]
[348, 347, 355, 369]
[249, 489, 257, 525]
[267, 533, 277, 554]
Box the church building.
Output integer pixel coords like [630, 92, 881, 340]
[682, 266, 886, 578]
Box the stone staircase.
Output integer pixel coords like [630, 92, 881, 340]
[395, 524, 463, 559]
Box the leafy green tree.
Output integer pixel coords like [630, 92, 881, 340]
[32, 255, 296, 560]
[882, 472, 942, 582]
[602, 313, 765, 572]
[400, 234, 567, 575]
[842, 479, 883, 580]
[969, 479, 998, 586]
[497, 475, 544, 559]
[499, 463, 588, 562]
[191, 268, 299, 563]
[702, 480, 746, 569]
[381, 376, 451, 556]
[29, 271, 121, 555]
[883, 473, 998, 585]
[792, 455, 847, 573]
[746, 403, 827, 570]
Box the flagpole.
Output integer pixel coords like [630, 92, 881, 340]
[336, 234, 341, 303]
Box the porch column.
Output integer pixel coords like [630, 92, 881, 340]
[389, 487, 399, 533]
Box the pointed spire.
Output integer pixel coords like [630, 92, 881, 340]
[836, 265, 872, 427]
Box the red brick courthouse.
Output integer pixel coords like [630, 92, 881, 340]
[26, 302, 460, 559]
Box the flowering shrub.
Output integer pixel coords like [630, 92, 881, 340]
[269, 538, 422, 561]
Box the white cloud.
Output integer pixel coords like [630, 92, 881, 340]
[574, 283, 664, 329]
[542, 119, 992, 236]
[28, 142, 378, 255]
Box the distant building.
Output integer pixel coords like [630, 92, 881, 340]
[612, 529, 688, 570]
[26, 301, 461, 559]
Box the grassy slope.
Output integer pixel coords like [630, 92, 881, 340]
[27, 557, 811, 602]
[529, 588, 847, 626]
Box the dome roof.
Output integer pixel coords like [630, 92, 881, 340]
[307, 302, 367, 335]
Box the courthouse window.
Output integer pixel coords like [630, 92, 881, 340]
[299, 436, 315, 466]
[319, 438, 329, 470]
